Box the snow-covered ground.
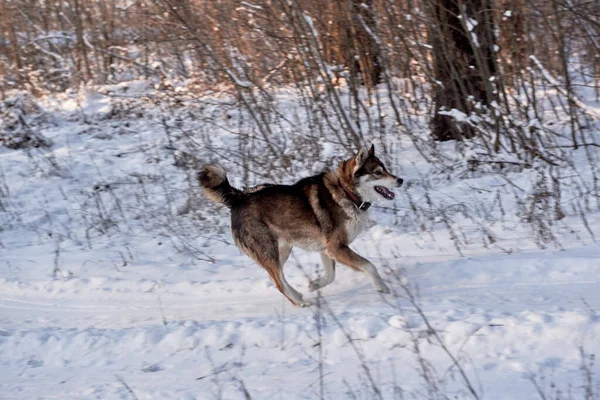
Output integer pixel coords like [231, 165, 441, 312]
[1, 83, 600, 399]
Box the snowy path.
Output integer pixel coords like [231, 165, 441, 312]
[2, 240, 600, 399]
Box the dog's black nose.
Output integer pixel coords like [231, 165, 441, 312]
[397, 178, 404, 186]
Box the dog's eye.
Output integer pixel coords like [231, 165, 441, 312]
[374, 170, 382, 176]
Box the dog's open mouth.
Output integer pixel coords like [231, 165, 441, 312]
[374, 186, 395, 200]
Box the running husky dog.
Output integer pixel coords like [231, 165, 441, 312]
[198, 145, 403, 307]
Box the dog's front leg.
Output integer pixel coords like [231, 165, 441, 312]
[308, 252, 336, 292]
[325, 245, 390, 294]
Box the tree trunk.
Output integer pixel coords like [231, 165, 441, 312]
[351, 0, 382, 87]
[331, 0, 383, 88]
[73, 0, 93, 83]
[429, 0, 498, 141]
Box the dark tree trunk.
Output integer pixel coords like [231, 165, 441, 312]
[498, 0, 527, 84]
[351, 0, 383, 86]
[73, 0, 93, 83]
[335, 0, 382, 88]
[430, 0, 498, 141]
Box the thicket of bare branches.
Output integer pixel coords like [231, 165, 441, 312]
[1, 0, 598, 149]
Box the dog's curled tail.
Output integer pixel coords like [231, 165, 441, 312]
[198, 164, 243, 209]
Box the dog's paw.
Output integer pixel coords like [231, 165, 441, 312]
[296, 300, 313, 308]
[377, 284, 391, 295]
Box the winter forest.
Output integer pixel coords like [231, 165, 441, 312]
[1, 0, 600, 399]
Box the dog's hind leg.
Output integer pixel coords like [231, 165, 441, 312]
[277, 244, 312, 307]
[278, 269, 311, 307]
[279, 244, 292, 266]
[235, 222, 309, 307]
[275, 244, 311, 306]
[308, 252, 336, 292]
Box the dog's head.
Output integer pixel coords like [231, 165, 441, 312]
[349, 144, 403, 203]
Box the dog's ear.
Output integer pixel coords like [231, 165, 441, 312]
[369, 144, 375, 156]
[355, 147, 369, 169]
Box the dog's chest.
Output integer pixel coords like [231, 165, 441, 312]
[345, 212, 369, 243]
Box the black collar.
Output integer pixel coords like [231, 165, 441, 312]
[339, 180, 371, 211]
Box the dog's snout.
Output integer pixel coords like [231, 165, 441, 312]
[396, 177, 404, 187]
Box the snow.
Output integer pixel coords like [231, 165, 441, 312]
[529, 56, 600, 119]
[224, 69, 254, 88]
[438, 108, 469, 122]
[303, 14, 318, 38]
[530, 56, 560, 87]
[240, 2, 263, 10]
[1, 83, 600, 399]
[460, 14, 479, 47]
[465, 17, 478, 32]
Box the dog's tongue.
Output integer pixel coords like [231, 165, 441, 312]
[374, 186, 395, 200]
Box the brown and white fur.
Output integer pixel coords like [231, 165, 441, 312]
[198, 145, 403, 307]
